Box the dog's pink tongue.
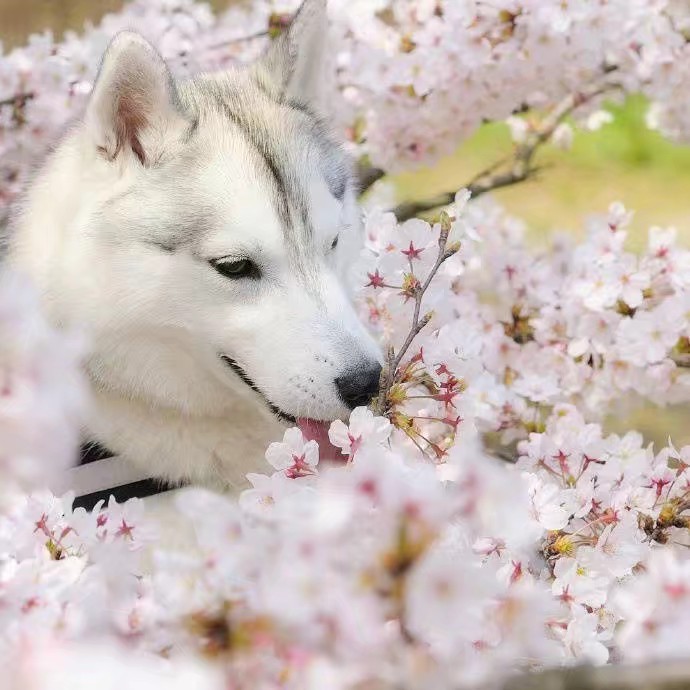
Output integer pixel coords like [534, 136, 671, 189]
[297, 418, 343, 462]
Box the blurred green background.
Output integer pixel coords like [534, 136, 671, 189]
[2, 1, 688, 446]
[396, 97, 690, 252]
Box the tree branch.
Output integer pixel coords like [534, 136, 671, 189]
[393, 82, 619, 222]
[201, 29, 270, 53]
[0, 92, 34, 109]
[372, 215, 458, 416]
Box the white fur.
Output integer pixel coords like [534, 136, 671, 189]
[7, 0, 381, 492]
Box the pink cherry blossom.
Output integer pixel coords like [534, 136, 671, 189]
[328, 407, 391, 459]
[265, 427, 319, 478]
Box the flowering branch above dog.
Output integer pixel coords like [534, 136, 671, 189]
[3, 0, 690, 224]
[393, 80, 622, 222]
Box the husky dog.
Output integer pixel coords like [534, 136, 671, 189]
[6, 0, 382, 494]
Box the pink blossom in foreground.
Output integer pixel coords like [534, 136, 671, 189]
[0, 272, 86, 508]
[0, 192, 688, 688]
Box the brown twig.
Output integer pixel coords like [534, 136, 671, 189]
[201, 29, 270, 53]
[0, 92, 34, 110]
[393, 81, 620, 222]
[373, 214, 458, 416]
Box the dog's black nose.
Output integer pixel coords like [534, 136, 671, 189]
[335, 363, 382, 410]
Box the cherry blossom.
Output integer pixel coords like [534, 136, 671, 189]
[3, 0, 690, 221]
[265, 427, 319, 478]
[0, 272, 86, 508]
[328, 407, 391, 459]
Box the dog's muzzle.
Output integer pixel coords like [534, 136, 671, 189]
[219, 354, 296, 424]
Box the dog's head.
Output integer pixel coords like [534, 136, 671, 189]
[66, 0, 381, 425]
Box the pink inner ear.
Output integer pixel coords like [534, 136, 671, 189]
[114, 88, 148, 165]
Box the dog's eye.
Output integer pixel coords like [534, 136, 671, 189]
[211, 258, 260, 280]
[330, 235, 339, 251]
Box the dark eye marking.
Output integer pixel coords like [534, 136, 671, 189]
[211, 258, 261, 280]
[331, 235, 339, 251]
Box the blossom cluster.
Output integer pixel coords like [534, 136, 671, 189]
[360, 195, 690, 454]
[0, 272, 85, 509]
[4, 0, 690, 221]
[1, 192, 690, 688]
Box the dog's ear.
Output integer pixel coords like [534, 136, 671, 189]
[86, 31, 186, 166]
[253, 0, 328, 107]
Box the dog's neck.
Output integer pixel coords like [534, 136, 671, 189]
[86, 376, 284, 491]
[80, 326, 284, 488]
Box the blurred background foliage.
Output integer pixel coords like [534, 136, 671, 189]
[396, 96, 690, 252]
[2, 0, 688, 446]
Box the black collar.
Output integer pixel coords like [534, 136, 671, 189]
[72, 441, 178, 511]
